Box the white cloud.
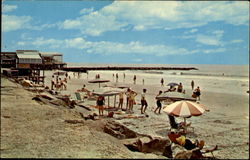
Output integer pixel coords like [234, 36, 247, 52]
[2, 14, 58, 32]
[80, 7, 94, 14]
[60, 1, 249, 36]
[17, 37, 202, 56]
[202, 48, 226, 54]
[3, 4, 17, 12]
[196, 34, 222, 46]
[2, 15, 32, 32]
[230, 39, 243, 43]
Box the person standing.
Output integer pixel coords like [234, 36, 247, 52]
[191, 80, 194, 90]
[177, 83, 183, 93]
[97, 96, 105, 116]
[118, 92, 124, 110]
[123, 73, 126, 82]
[154, 91, 163, 114]
[133, 75, 137, 84]
[140, 89, 148, 114]
[116, 73, 119, 83]
[129, 90, 137, 112]
[51, 75, 55, 90]
[194, 86, 201, 101]
[142, 79, 145, 85]
[161, 78, 164, 87]
[125, 88, 131, 111]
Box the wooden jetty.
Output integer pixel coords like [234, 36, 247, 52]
[62, 66, 198, 72]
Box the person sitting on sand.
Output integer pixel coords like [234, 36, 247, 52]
[118, 92, 124, 110]
[154, 91, 163, 114]
[97, 96, 105, 116]
[141, 89, 148, 114]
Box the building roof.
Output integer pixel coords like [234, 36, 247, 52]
[17, 54, 42, 59]
[16, 50, 39, 54]
[40, 52, 63, 56]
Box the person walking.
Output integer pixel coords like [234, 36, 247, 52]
[140, 89, 148, 114]
[154, 91, 163, 114]
[191, 80, 194, 90]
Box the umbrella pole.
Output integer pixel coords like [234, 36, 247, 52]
[99, 83, 100, 88]
[184, 117, 187, 134]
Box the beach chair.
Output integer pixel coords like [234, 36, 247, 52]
[70, 92, 85, 104]
[168, 115, 194, 134]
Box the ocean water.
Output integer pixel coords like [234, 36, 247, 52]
[67, 63, 249, 96]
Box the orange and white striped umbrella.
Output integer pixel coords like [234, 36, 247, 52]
[163, 100, 206, 118]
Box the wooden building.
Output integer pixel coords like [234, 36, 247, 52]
[0, 52, 17, 68]
[39, 52, 67, 70]
[15, 50, 45, 84]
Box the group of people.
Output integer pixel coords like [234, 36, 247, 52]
[51, 72, 69, 91]
[93, 79, 201, 116]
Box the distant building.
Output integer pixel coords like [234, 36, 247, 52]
[1, 50, 67, 84]
[0, 50, 66, 70]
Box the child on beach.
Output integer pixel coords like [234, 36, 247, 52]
[154, 91, 163, 114]
[141, 89, 148, 114]
[97, 96, 105, 116]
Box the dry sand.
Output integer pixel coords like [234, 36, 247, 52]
[1, 69, 249, 159]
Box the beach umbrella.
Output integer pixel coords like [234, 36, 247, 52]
[92, 87, 125, 107]
[163, 100, 208, 132]
[163, 100, 206, 118]
[167, 82, 179, 87]
[88, 79, 110, 88]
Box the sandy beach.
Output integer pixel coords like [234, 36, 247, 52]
[1, 67, 249, 159]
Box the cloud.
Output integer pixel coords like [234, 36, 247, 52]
[3, 4, 17, 12]
[2, 14, 58, 32]
[2, 15, 32, 32]
[60, 1, 249, 36]
[17, 36, 202, 56]
[80, 7, 94, 14]
[195, 34, 223, 46]
[202, 48, 226, 54]
[230, 39, 243, 44]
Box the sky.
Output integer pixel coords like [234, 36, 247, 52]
[2, 1, 249, 65]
